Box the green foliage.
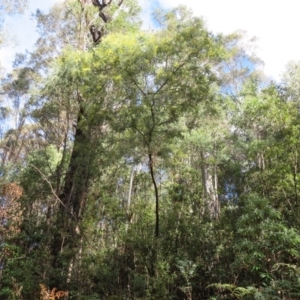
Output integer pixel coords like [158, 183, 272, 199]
[3, 1, 300, 299]
[20, 145, 63, 201]
[209, 283, 258, 299]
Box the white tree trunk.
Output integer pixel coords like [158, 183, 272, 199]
[201, 150, 219, 218]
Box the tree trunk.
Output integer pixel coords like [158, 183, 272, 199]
[200, 149, 219, 219]
[149, 153, 159, 237]
[50, 103, 91, 288]
[49, 0, 126, 288]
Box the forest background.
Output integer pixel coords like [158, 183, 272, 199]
[1, 1, 300, 299]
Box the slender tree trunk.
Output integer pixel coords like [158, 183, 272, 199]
[200, 149, 219, 219]
[125, 165, 135, 232]
[293, 148, 298, 204]
[148, 153, 159, 237]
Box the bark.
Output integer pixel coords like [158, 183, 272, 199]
[50, 102, 92, 289]
[125, 165, 135, 232]
[49, 0, 124, 288]
[200, 149, 219, 219]
[148, 153, 159, 237]
[293, 148, 298, 204]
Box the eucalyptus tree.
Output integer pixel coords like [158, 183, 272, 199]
[0, 0, 28, 47]
[219, 78, 300, 252]
[0, 0, 29, 169]
[0, 0, 141, 295]
[28, 0, 142, 290]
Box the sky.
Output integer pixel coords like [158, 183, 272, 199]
[157, 0, 300, 82]
[0, 0, 59, 70]
[1, 0, 300, 82]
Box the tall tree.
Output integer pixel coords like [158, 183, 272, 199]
[35, 0, 142, 289]
[0, 0, 28, 47]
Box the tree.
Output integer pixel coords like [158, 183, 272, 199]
[36, 5, 228, 292]
[32, 0, 142, 290]
[5, 1, 300, 299]
[0, 0, 28, 47]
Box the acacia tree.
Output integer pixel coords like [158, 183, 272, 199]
[102, 8, 224, 237]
